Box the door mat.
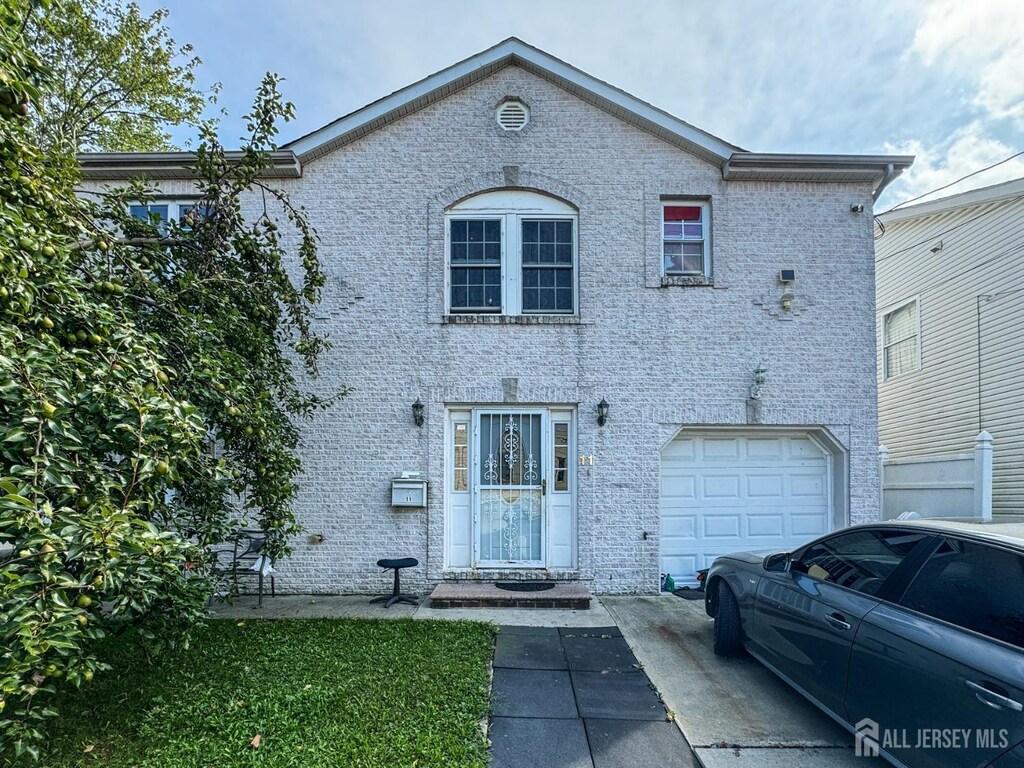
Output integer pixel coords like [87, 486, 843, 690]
[495, 582, 557, 592]
[672, 587, 705, 601]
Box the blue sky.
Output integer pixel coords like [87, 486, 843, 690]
[151, 0, 1024, 209]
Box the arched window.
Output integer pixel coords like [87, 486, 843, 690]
[446, 190, 578, 316]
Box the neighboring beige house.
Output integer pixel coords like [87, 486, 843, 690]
[876, 177, 1024, 520]
[79, 39, 912, 593]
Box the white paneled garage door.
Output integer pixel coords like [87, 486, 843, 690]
[660, 433, 831, 584]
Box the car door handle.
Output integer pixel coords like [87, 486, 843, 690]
[825, 612, 851, 631]
[965, 681, 1024, 712]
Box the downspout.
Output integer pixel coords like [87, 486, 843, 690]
[872, 162, 896, 202]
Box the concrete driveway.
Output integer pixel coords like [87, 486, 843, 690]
[604, 595, 885, 767]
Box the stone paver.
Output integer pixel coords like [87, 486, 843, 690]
[489, 624, 698, 768]
[489, 718, 592, 768]
[492, 668, 578, 719]
[586, 719, 700, 768]
[494, 632, 568, 670]
[571, 670, 665, 721]
[562, 636, 639, 672]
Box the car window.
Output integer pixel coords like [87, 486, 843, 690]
[899, 538, 1024, 649]
[792, 528, 931, 596]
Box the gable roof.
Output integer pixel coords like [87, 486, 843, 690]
[79, 37, 912, 197]
[284, 37, 741, 165]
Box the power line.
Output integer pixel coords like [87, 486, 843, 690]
[880, 150, 1024, 215]
[876, 192, 1024, 264]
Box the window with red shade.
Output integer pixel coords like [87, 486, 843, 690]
[662, 201, 710, 277]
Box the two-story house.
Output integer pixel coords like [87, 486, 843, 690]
[79, 39, 912, 593]
[876, 177, 1024, 521]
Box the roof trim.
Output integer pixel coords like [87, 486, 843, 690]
[77, 151, 301, 180]
[76, 39, 915, 192]
[283, 37, 743, 165]
[723, 153, 914, 198]
[878, 176, 1024, 224]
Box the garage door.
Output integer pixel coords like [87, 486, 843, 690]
[660, 433, 831, 585]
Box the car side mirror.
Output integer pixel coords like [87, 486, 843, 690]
[763, 552, 791, 573]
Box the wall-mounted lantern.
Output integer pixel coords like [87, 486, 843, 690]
[597, 398, 610, 426]
[412, 398, 425, 427]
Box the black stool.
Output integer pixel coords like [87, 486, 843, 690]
[370, 557, 419, 608]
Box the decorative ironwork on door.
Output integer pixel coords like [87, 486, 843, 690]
[477, 412, 543, 564]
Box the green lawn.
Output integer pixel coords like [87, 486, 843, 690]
[18, 618, 495, 768]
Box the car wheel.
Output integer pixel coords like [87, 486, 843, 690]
[713, 580, 744, 657]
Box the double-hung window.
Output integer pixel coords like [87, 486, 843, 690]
[662, 201, 710, 277]
[882, 299, 919, 379]
[447, 190, 577, 316]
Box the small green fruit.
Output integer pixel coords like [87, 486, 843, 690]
[41, 401, 56, 418]
[76, 595, 93, 608]
[43, 664, 62, 678]
[18, 549, 30, 559]
[156, 370, 169, 385]
[76, 614, 89, 627]
[40, 316, 53, 329]
[41, 245, 55, 257]
[83, 669, 94, 682]
[155, 460, 170, 476]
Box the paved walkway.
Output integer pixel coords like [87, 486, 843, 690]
[488, 625, 700, 768]
[210, 593, 617, 627]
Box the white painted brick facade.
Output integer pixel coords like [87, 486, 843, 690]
[85, 65, 881, 595]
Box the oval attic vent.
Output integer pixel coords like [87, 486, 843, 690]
[497, 100, 529, 131]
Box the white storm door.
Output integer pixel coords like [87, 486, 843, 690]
[474, 410, 546, 567]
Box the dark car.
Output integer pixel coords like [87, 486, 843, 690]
[705, 520, 1024, 768]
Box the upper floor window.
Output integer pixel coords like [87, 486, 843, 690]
[129, 200, 208, 232]
[883, 299, 919, 379]
[662, 201, 710, 277]
[446, 190, 577, 315]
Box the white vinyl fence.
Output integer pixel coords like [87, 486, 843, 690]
[879, 431, 993, 521]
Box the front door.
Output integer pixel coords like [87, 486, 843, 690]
[474, 410, 546, 567]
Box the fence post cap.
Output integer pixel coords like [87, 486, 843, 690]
[976, 430, 993, 443]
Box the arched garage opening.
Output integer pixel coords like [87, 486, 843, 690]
[659, 427, 849, 586]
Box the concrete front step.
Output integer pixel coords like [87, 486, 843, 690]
[429, 581, 591, 609]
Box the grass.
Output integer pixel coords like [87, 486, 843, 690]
[15, 618, 495, 768]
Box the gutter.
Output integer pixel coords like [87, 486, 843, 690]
[722, 153, 914, 198]
[77, 150, 302, 180]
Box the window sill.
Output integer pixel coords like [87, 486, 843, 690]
[443, 314, 584, 325]
[660, 275, 714, 288]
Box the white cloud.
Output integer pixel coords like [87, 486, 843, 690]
[880, 121, 1024, 208]
[910, 0, 1024, 127]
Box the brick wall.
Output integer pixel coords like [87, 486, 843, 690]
[81, 65, 880, 595]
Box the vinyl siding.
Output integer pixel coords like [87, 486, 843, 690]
[876, 192, 1024, 517]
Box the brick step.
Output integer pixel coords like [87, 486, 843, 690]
[428, 581, 591, 609]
